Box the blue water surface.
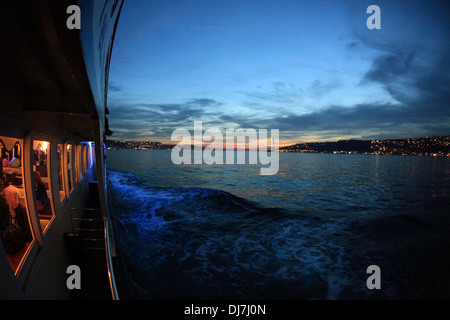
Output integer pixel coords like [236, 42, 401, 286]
[107, 149, 450, 299]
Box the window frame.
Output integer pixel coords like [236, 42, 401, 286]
[57, 144, 67, 204]
[0, 133, 41, 282]
[32, 139, 56, 234]
[65, 143, 75, 196]
[0, 128, 96, 293]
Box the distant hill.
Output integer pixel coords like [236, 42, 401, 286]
[281, 140, 372, 153]
[280, 136, 450, 156]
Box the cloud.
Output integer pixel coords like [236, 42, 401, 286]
[360, 46, 450, 119]
[345, 41, 358, 50]
[187, 98, 223, 108]
[108, 45, 449, 142]
[362, 52, 415, 84]
[107, 4, 449, 143]
[108, 83, 124, 92]
[238, 81, 304, 105]
[108, 98, 228, 140]
[338, 25, 450, 139]
[241, 40, 450, 141]
[308, 80, 340, 99]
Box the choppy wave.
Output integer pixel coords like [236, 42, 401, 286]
[108, 169, 450, 300]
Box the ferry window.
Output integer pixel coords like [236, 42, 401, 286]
[78, 145, 85, 180]
[57, 144, 65, 203]
[74, 145, 80, 184]
[0, 137, 35, 274]
[78, 146, 83, 179]
[78, 147, 82, 181]
[33, 141, 54, 233]
[85, 145, 90, 171]
[91, 143, 95, 166]
[67, 144, 74, 192]
[81, 145, 86, 176]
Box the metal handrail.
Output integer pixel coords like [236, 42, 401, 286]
[69, 206, 119, 300]
[69, 207, 101, 234]
[104, 217, 119, 300]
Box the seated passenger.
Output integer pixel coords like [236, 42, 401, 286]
[34, 172, 50, 214]
[0, 177, 9, 230]
[2, 156, 9, 168]
[10, 156, 20, 168]
[0, 176, 6, 195]
[4, 185, 32, 242]
[0, 192, 9, 232]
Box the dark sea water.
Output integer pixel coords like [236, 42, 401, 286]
[106, 149, 450, 300]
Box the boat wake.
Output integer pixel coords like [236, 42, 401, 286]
[108, 170, 450, 300]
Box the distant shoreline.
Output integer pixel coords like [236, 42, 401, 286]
[106, 135, 450, 157]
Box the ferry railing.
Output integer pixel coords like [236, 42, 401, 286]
[69, 208, 103, 235]
[104, 217, 119, 300]
[68, 207, 119, 300]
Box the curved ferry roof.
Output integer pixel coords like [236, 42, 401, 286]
[0, 0, 123, 142]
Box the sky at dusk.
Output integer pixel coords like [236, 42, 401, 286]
[107, 0, 449, 145]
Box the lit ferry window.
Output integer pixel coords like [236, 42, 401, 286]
[81, 145, 87, 176]
[73, 145, 79, 184]
[0, 137, 35, 274]
[57, 145, 65, 203]
[78, 145, 83, 178]
[84, 145, 90, 173]
[67, 144, 74, 193]
[33, 141, 54, 233]
[75, 145, 81, 183]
